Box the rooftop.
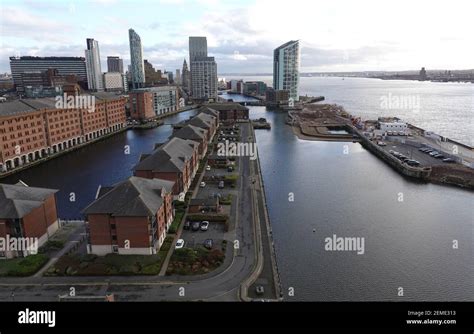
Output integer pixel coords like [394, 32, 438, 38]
[204, 102, 248, 111]
[82, 176, 174, 217]
[171, 124, 207, 141]
[0, 182, 58, 219]
[0, 93, 125, 117]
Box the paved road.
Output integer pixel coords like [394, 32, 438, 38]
[0, 122, 258, 302]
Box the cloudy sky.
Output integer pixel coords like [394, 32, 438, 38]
[0, 0, 472, 74]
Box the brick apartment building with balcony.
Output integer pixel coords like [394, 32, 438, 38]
[82, 176, 174, 256]
[0, 181, 59, 258]
[133, 137, 199, 196]
[0, 92, 127, 173]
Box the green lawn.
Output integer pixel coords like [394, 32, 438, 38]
[0, 254, 49, 277]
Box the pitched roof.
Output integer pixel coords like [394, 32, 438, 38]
[171, 124, 207, 142]
[82, 176, 174, 217]
[133, 149, 184, 173]
[186, 113, 214, 129]
[160, 137, 198, 159]
[198, 106, 219, 118]
[0, 182, 58, 219]
[133, 137, 198, 173]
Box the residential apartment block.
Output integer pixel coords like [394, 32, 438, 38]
[0, 181, 59, 258]
[129, 86, 179, 120]
[133, 137, 199, 196]
[83, 177, 174, 255]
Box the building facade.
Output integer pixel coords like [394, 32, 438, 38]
[129, 29, 145, 89]
[189, 37, 218, 101]
[83, 177, 175, 255]
[107, 56, 124, 73]
[103, 72, 124, 91]
[0, 182, 59, 258]
[205, 103, 249, 122]
[273, 40, 300, 102]
[129, 86, 179, 120]
[85, 38, 104, 91]
[9, 56, 88, 92]
[133, 137, 199, 196]
[0, 93, 127, 173]
[181, 59, 191, 93]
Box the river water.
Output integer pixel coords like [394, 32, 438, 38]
[226, 76, 474, 146]
[2, 78, 473, 301]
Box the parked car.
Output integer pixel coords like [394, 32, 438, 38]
[200, 221, 209, 231]
[175, 239, 185, 249]
[218, 181, 225, 189]
[191, 221, 201, 231]
[206, 165, 211, 171]
[434, 154, 444, 159]
[377, 141, 387, 146]
[442, 158, 456, 163]
[429, 151, 439, 156]
[406, 160, 420, 166]
[203, 239, 213, 249]
[227, 166, 234, 172]
[200, 181, 206, 188]
[183, 221, 191, 230]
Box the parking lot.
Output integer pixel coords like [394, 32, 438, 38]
[381, 141, 453, 167]
[180, 220, 226, 250]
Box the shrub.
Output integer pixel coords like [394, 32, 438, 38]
[5, 254, 49, 277]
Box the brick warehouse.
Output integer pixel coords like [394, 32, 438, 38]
[0, 181, 59, 258]
[0, 92, 127, 173]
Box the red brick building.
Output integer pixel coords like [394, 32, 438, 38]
[82, 177, 174, 256]
[0, 181, 59, 258]
[133, 137, 199, 196]
[0, 93, 127, 172]
[171, 124, 208, 158]
[129, 90, 154, 120]
[205, 102, 249, 122]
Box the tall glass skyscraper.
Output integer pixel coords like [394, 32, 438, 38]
[129, 29, 145, 89]
[273, 40, 300, 101]
[85, 38, 104, 91]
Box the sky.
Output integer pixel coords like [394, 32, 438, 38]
[0, 0, 473, 74]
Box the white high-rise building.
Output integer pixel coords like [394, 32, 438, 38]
[273, 40, 300, 101]
[189, 36, 217, 101]
[85, 38, 104, 91]
[129, 29, 145, 89]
